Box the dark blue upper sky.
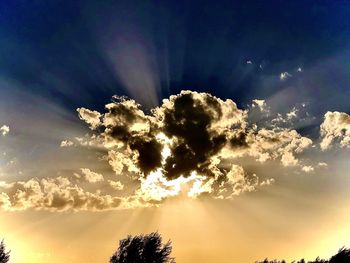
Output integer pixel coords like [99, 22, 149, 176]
[1, 0, 350, 116]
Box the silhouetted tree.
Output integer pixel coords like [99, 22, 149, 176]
[110, 232, 175, 263]
[308, 257, 328, 263]
[257, 247, 350, 263]
[255, 259, 286, 263]
[329, 247, 350, 263]
[0, 240, 10, 263]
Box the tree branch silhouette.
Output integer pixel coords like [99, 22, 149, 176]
[110, 232, 175, 263]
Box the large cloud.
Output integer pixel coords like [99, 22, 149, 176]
[0, 91, 318, 211]
[92, 91, 248, 180]
[74, 91, 313, 202]
[0, 176, 146, 212]
[320, 111, 350, 150]
[0, 177, 121, 211]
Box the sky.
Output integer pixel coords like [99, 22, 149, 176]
[1, 1, 350, 262]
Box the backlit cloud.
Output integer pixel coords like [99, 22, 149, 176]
[77, 108, 102, 129]
[74, 90, 313, 203]
[251, 99, 267, 112]
[0, 177, 123, 212]
[320, 111, 350, 150]
[60, 140, 74, 147]
[0, 91, 329, 212]
[302, 166, 314, 173]
[80, 168, 104, 183]
[108, 180, 124, 190]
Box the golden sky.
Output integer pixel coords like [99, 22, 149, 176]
[1, 192, 350, 263]
[1, 91, 350, 263]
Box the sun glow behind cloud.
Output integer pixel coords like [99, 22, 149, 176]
[0, 1, 350, 262]
[1, 90, 345, 212]
[1, 87, 350, 262]
[0, 75, 350, 262]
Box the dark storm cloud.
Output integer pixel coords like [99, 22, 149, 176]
[78, 91, 313, 183]
[79, 91, 247, 179]
[130, 138, 163, 175]
[161, 92, 227, 179]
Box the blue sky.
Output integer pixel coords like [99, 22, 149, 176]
[1, 1, 350, 114]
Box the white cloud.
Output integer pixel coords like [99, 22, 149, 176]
[302, 166, 314, 173]
[318, 162, 328, 167]
[246, 128, 312, 166]
[0, 125, 9, 136]
[80, 168, 104, 183]
[252, 99, 268, 112]
[286, 108, 298, 120]
[281, 152, 298, 166]
[260, 178, 275, 186]
[320, 111, 350, 150]
[60, 140, 74, 147]
[280, 72, 292, 80]
[0, 176, 150, 212]
[108, 180, 124, 190]
[77, 108, 101, 129]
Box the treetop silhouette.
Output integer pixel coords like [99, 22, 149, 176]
[110, 232, 175, 263]
[256, 247, 350, 263]
[0, 240, 10, 263]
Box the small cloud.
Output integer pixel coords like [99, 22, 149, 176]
[77, 108, 101, 129]
[80, 168, 104, 183]
[108, 180, 124, 190]
[60, 140, 74, 147]
[252, 99, 267, 112]
[280, 72, 292, 81]
[297, 67, 302, 72]
[302, 166, 314, 173]
[0, 125, 10, 136]
[286, 108, 298, 120]
[260, 178, 275, 186]
[281, 152, 299, 167]
[318, 162, 328, 167]
[246, 60, 253, 64]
